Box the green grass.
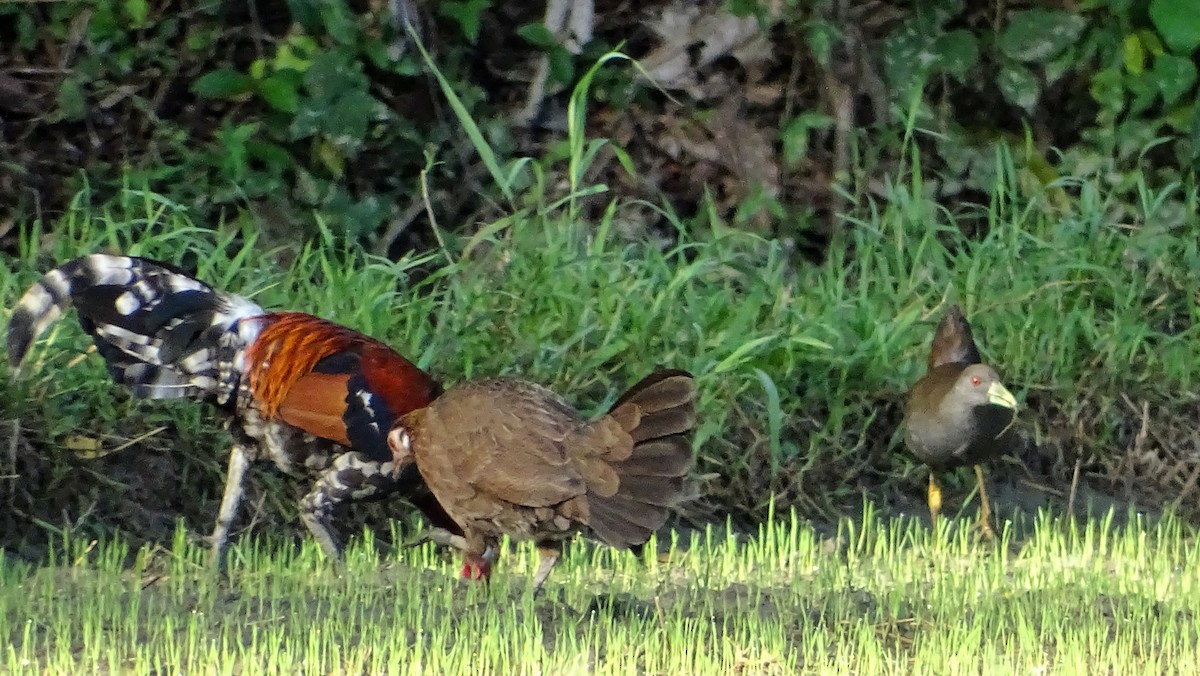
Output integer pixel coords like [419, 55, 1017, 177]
[3, 154, 1198, 529]
[2, 48, 1199, 674]
[4, 50, 1199, 528]
[2, 509, 1197, 673]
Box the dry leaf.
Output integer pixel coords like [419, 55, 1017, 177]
[638, 0, 783, 97]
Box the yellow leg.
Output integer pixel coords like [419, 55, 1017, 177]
[974, 464, 996, 540]
[927, 472, 942, 527]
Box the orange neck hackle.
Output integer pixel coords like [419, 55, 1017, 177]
[245, 312, 438, 420]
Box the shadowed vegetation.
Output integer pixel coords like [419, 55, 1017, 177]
[1, 144, 1198, 553]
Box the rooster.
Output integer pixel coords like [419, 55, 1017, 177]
[7, 253, 460, 569]
[387, 370, 696, 589]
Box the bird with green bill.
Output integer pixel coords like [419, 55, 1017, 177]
[903, 304, 1020, 538]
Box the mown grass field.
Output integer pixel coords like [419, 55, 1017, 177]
[3, 508, 1197, 673]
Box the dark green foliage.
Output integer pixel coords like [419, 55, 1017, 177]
[2, 0, 1193, 248]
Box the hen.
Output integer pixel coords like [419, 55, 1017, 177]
[387, 370, 696, 589]
[7, 254, 459, 568]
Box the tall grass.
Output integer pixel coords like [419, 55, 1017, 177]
[3, 50, 1198, 541]
[3, 142, 1199, 528]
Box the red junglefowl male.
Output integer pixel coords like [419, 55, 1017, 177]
[387, 370, 696, 590]
[903, 304, 1020, 539]
[7, 254, 459, 569]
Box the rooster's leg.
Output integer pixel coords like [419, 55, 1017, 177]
[300, 451, 394, 559]
[531, 540, 562, 592]
[210, 444, 253, 572]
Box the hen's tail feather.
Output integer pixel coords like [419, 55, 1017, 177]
[614, 369, 697, 442]
[7, 255, 264, 404]
[585, 369, 696, 550]
[591, 494, 669, 531]
[607, 438, 693, 476]
[603, 473, 687, 507]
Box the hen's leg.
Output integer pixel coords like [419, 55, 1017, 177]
[405, 528, 469, 551]
[531, 540, 562, 592]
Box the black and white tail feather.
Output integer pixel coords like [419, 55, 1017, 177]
[8, 254, 264, 405]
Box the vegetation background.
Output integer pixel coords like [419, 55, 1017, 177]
[1, 0, 1198, 556]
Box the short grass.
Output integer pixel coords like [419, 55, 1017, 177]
[3, 508, 1197, 673]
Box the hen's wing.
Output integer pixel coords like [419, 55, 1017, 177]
[422, 378, 587, 508]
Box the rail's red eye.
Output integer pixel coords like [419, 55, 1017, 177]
[970, 375, 982, 386]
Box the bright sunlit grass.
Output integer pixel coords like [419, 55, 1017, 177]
[2, 507, 1197, 674]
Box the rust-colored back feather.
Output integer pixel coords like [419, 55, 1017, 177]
[276, 372, 355, 447]
[246, 313, 368, 418]
[357, 344, 440, 417]
[246, 312, 437, 423]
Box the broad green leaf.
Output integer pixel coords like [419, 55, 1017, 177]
[214, 122, 259, 178]
[1150, 0, 1200, 53]
[325, 89, 375, 152]
[1136, 29, 1166, 57]
[285, 0, 322, 34]
[781, 112, 834, 168]
[15, 13, 36, 51]
[998, 9, 1085, 63]
[258, 75, 300, 113]
[1125, 71, 1161, 116]
[319, 2, 358, 45]
[1123, 34, 1145, 75]
[303, 51, 360, 102]
[249, 58, 267, 80]
[1154, 54, 1198, 105]
[548, 49, 574, 86]
[245, 139, 294, 171]
[934, 30, 979, 81]
[882, 22, 927, 89]
[124, 0, 149, 27]
[997, 63, 1040, 112]
[439, 0, 491, 44]
[1192, 102, 1200, 170]
[804, 18, 838, 66]
[314, 138, 345, 178]
[56, 78, 87, 120]
[293, 167, 323, 205]
[275, 35, 317, 73]
[1089, 66, 1125, 113]
[191, 68, 255, 99]
[517, 23, 559, 50]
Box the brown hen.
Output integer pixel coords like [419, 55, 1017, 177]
[388, 370, 696, 590]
